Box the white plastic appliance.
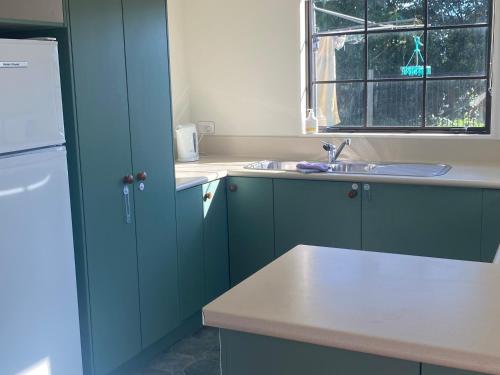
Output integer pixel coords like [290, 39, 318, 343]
[176, 123, 199, 162]
[0, 38, 83, 375]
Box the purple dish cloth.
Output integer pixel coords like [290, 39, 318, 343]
[296, 161, 330, 173]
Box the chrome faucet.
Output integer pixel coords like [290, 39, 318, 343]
[322, 138, 351, 163]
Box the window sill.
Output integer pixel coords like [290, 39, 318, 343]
[298, 132, 499, 140]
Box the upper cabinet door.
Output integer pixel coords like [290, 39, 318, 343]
[0, 0, 63, 24]
[274, 179, 362, 257]
[122, 0, 180, 348]
[362, 184, 482, 261]
[68, 0, 141, 373]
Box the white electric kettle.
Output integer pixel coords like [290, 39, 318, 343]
[176, 123, 199, 162]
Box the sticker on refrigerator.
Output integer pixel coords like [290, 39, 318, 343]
[0, 62, 28, 68]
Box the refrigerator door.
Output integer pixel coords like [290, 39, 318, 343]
[0, 38, 65, 154]
[0, 147, 83, 375]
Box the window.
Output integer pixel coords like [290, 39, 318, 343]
[307, 0, 493, 133]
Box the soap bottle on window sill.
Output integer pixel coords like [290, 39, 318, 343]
[305, 109, 318, 134]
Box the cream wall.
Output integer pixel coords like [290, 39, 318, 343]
[181, 0, 304, 136]
[168, 0, 500, 164]
[167, 0, 192, 127]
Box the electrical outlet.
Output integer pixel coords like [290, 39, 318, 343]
[197, 121, 215, 135]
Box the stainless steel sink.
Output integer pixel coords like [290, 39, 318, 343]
[245, 160, 452, 177]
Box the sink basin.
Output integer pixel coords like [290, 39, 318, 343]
[245, 160, 451, 177]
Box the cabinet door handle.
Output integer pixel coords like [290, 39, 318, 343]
[348, 183, 359, 199]
[203, 192, 213, 201]
[136, 171, 147, 181]
[123, 184, 132, 224]
[228, 183, 238, 193]
[363, 183, 371, 201]
[123, 174, 134, 184]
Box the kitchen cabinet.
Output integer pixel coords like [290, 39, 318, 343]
[176, 180, 230, 316]
[177, 186, 205, 321]
[67, 0, 178, 373]
[227, 177, 275, 286]
[274, 179, 362, 257]
[69, 0, 141, 372]
[123, 0, 180, 349]
[362, 183, 482, 261]
[481, 189, 500, 262]
[203, 179, 230, 303]
[0, 0, 64, 25]
[228, 178, 487, 284]
[221, 329, 420, 375]
[422, 364, 484, 375]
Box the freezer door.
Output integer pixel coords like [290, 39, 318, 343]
[0, 147, 83, 375]
[0, 39, 65, 154]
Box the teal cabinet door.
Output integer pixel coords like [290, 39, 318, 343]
[362, 184, 482, 261]
[203, 180, 230, 304]
[422, 364, 485, 375]
[122, 0, 180, 348]
[176, 186, 205, 320]
[227, 177, 275, 286]
[274, 179, 362, 257]
[481, 189, 500, 262]
[221, 330, 419, 375]
[68, 0, 141, 373]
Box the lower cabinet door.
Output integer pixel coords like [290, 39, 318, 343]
[221, 330, 420, 375]
[422, 364, 485, 375]
[274, 179, 362, 257]
[203, 180, 230, 304]
[481, 189, 500, 262]
[227, 177, 275, 286]
[177, 186, 205, 320]
[362, 184, 483, 261]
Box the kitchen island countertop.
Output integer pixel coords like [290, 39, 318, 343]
[203, 245, 500, 374]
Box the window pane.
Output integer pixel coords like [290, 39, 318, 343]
[313, 0, 365, 33]
[315, 82, 364, 127]
[368, 32, 427, 79]
[426, 79, 487, 128]
[314, 35, 365, 81]
[428, 0, 489, 26]
[368, 81, 423, 127]
[367, 0, 424, 31]
[427, 27, 487, 77]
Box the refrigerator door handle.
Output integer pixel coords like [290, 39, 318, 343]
[123, 185, 132, 224]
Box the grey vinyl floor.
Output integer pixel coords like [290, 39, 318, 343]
[134, 328, 221, 375]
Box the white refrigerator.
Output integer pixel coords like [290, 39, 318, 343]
[0, 39, 83, 375]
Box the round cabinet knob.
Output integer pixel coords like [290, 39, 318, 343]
[348, 183, 359, 199]
[137, 171, 147, 181]
[123, 174, 134, 184]
[203, 192, 213, 201]
[228, 184, 238, 193]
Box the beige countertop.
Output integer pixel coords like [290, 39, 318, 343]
[175, 156, 500, 191]
[203, 245, 500, 374]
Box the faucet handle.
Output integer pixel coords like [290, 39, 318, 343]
[321, 141, 335, 151]
[344, 138, 352, 146]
